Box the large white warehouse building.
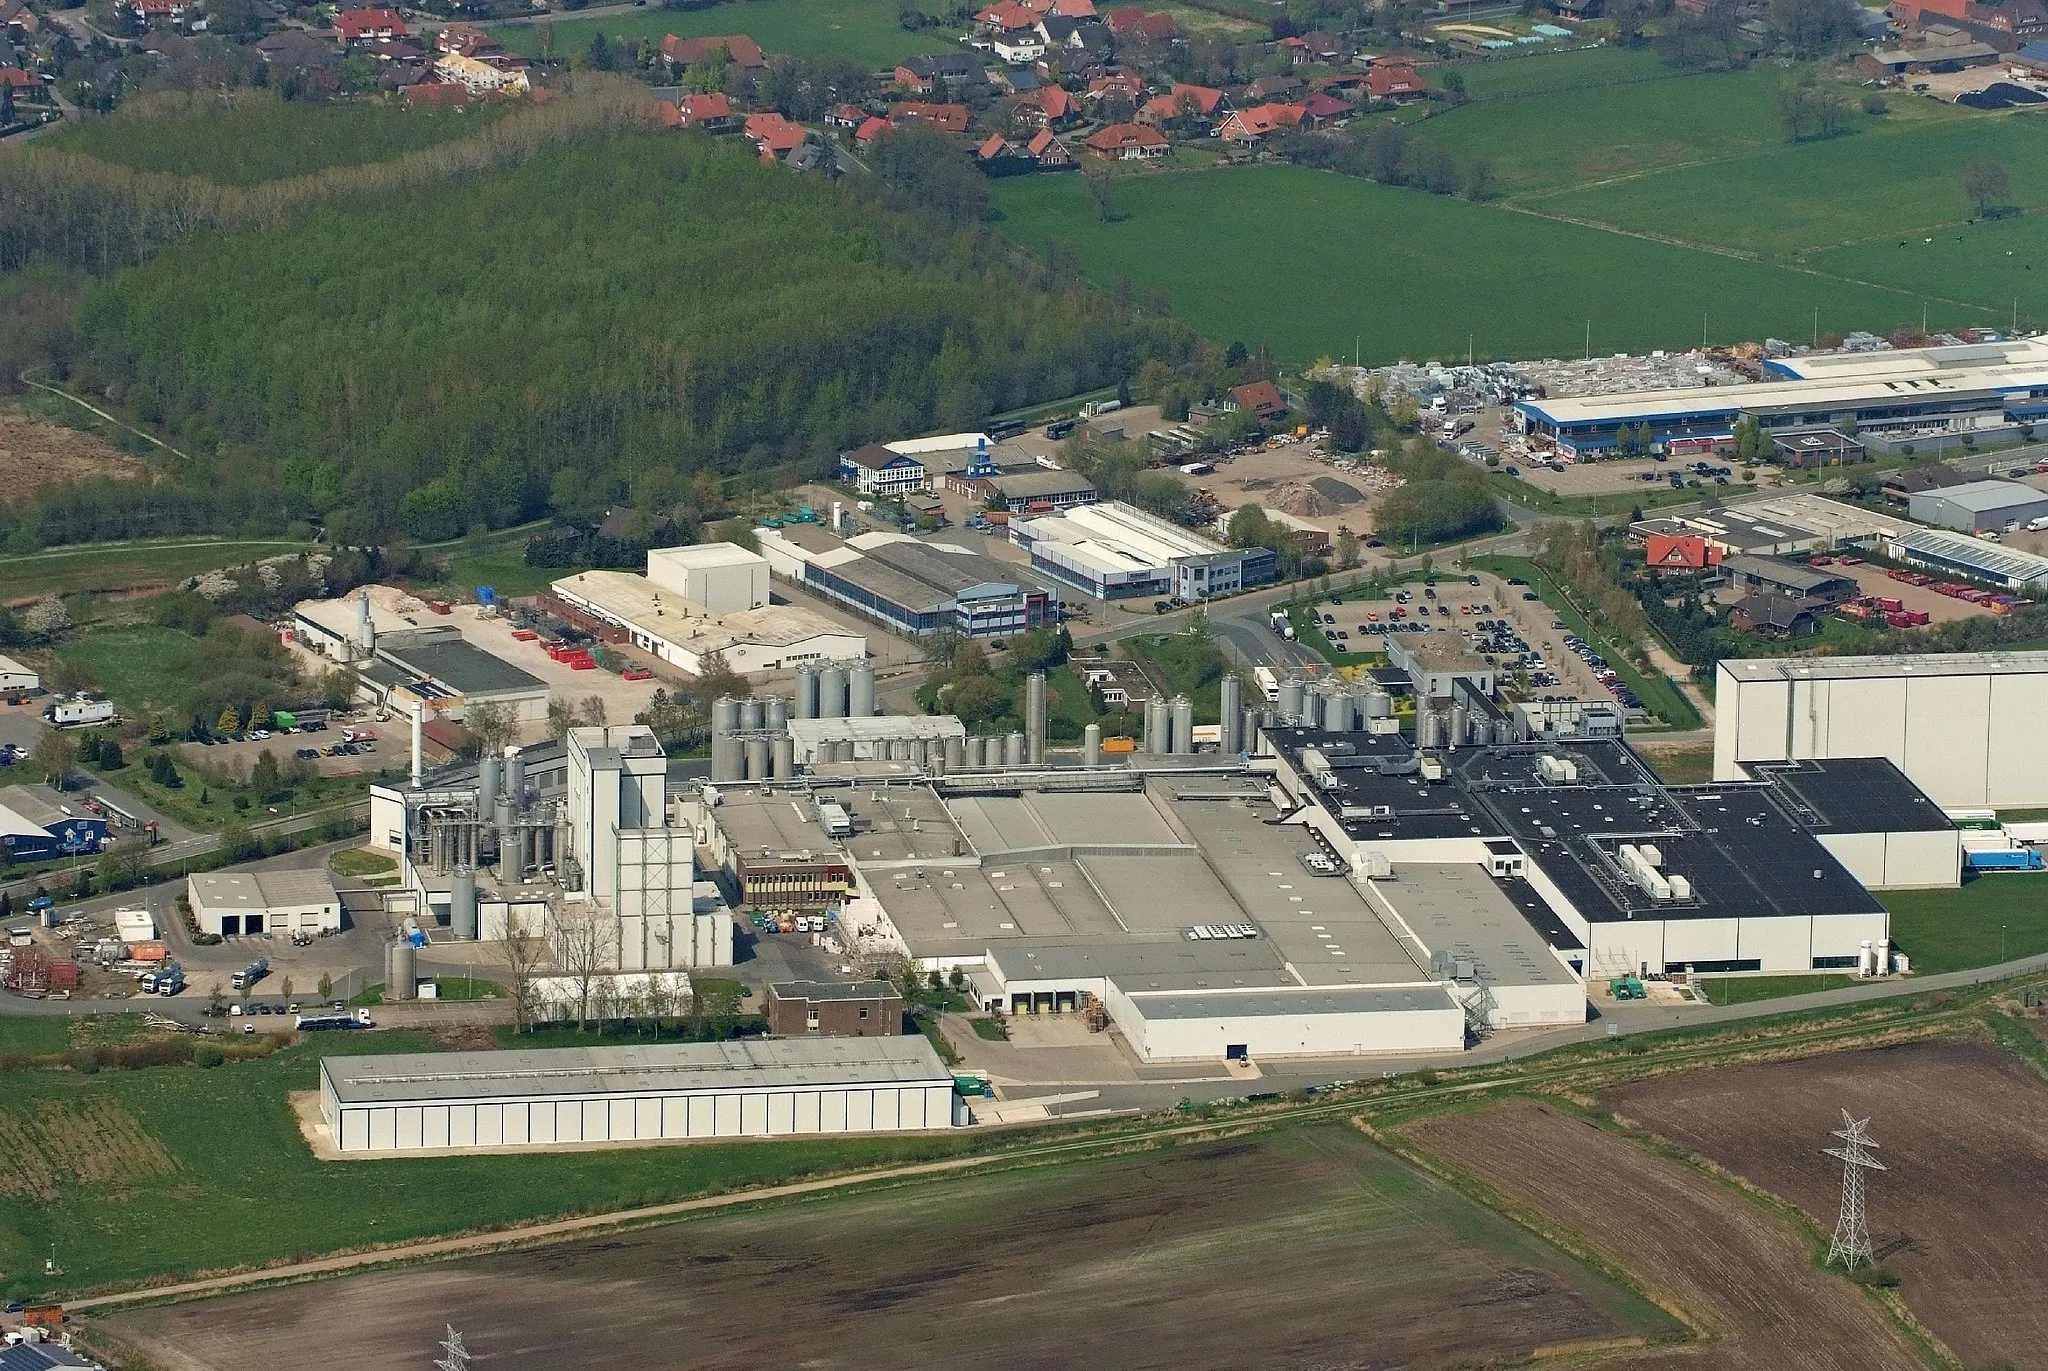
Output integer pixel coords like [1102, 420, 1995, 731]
[319, 1037, 960, 1155]
[1714, 652, 2048, 808]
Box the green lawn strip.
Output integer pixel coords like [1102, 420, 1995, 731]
[440, 548, 569, 600]
[1542, 108, 2048, 267]
[1286, 604, 1380, 668]
[1443, 44, 1670, 100]
[988, 386, 1117, 426]
[1696, 973, 1860, 1006]
[0, 542, 313, 603]
[1488, 471, 1758, 519]
[430, 977, 503, 1002]
[90, 749, 375, 836]
[493, 0, 961, 66]
[1883, 874, 2048, 974]
[1470, 554, 1699, 729]
[329, 849, 398, 879]
[987, 165, 1936, 366]
[0, 1032, 997, 1299]
[968, 1017, 1007, 1041]
[915, 1014, 962, 1067]
[1128, 632, 1227, 721]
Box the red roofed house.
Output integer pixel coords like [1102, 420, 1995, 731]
[1026, 127, 1075, 166]
[1082, 121, 1168, 159]
[1050, 0, 1096, 14]
[1296, 90, 1352, 126]
[1105, 6, 1177, 38]
[744, 111, 808, 162]
[1227, 380, 1287, 420]
[1643, 534, 1724, 573]
[672, 91, 736, 131]
[1013, 82, 1079, 128]
[976, 133, 1019, 162]
[824, 103, 866, 129]
[1215, 101, 1303, 145]
[854, 115, 891, 147]
[434, 23, 502, 59]
[660, 33, 765, 71]
[402, 79, 471, 109]
[0, 64, 43, 87]
[1137, 82, 1224, 126]
[890, 100, 971, 133]
[1084, 72, 1145, 102]
[1366, 60, 1423, 99]
[977, 0, 1039, 32]
[335, 7, 407, 42]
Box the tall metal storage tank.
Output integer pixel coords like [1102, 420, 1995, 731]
[967, 736, 986, 768]
[770, 735, 795, 780]
[765, 696, 789, 732]
[944, 735, 966, 770]
[708, 732, 736, 782]
[386, 940, 417, 1001]
[1219, 675, 1242, 755]
[1324, 687, 1352, 732]
[848, 662, 876, 719]
[910, 738, 929, 768]
[450, 868, 478, 941]
[888, 737, 909, 762]
[1170, 695, 1194, 754]
[1242, 707, 1261, 755]
[1365, 687, 1392, 720]
[744, 736, 770, 781]
[1145, 697, 1167, 755]
[1025, 672, 1047, 767]
[712, 696, 741, 738]
[504, 750, 526, 813]
[818, 665, 848, 719]
[1083, 723, 1102, 768]
[794, 666, 819, 720]
[1278, 678, 1305, 723]
[1004, 732, 1026, 767]
[739, 698, 765, 733]
[477, 754, 501, 820]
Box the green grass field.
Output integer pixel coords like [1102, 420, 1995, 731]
[1884, 875, 2048, 974]
[0, 1031, 991, 1298]
[1697, 974, 1859, 1005]
[988, 166, 1934, 366]
[48, 93, 509, 185]
[47, 624, 200, 717]
[1444, 44, 1669, 99]
[1470, 554, 1700, 729]
[493, 0, 959, 67]
[0, 539, 312, 603]
[442, 548, 567, 600]
[1804, 208, 2048, 330]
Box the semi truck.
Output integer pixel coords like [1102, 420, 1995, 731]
[294, 1008, 374, 1031]
[230, 958, 270, 991]
[1253, 665, 1281, 702]
[41, 694, 115, 728]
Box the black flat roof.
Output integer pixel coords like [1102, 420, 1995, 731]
[1733, 758, 1955, 835]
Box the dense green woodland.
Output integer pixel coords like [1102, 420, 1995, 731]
[60, 132, 1187, 542]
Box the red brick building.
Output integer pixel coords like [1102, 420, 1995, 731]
[766, 980, 905, 1038]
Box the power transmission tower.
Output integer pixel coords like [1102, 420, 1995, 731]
[1823, 1110, 1885, 1271]
[434, 1326, 471, 1371]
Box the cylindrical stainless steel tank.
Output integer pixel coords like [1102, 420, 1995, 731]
[944, 735, 966, 770]
[910, 737, 929, 768]
[818, 665, 847, 719]
[450, 868, 478, 941]
[1171, 695, 1194, 754]
[1278, 678, 1305, 724]
[1365, 688, 1392, 719]
[1219, 675, 1242, 755]
[1242, 707, 1260, 755]
[712, 696, 741, 738]
[794, 666, 818, 720]
[386, 940, 417, 1001]
[765, 696, 788, 732]
[477, 754, 501, 820]
[1026, 672, 1047, 767]
[1083, 722, 1102, 768]
[1144, 697, 1167, 755]
[744, 736, 770, 781]
[1449, 700, 1467, 751]
[739, 698, 765, 733]
[888, 737, 909, 762]
[770, 735, 795, 780]
[849, 661, 876, 718]
[504, 749, 525, 813]
[1004, 731, 1026, 767]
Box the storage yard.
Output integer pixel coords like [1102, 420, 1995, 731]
[1603, 1040, 2048, 1371]
[94, 1123, 1679, 1371]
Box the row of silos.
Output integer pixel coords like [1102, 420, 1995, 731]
[709, 695, 797, 783]
[1140, 695, 1197, 754]
[793, 660, 877, 720]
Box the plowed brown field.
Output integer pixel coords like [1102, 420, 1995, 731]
[1402, 1098, 1927, 1371]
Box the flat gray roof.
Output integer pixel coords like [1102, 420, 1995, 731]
[378, 631, 544, 697]
[987, 936, 1297, 991]
[1721, 651, 2048, 682]
[189, 868, 338, 911]
[1366, 863, 1572, 989]
[1124, 984, 1457, 1020]
[322, 1037, 950, 1106]
[1916, 479, 2048, 512]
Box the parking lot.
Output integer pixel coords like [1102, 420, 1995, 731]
[1310, 570, 1628, 705]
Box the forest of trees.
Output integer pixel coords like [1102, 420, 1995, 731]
[0, 99, 1195, 548]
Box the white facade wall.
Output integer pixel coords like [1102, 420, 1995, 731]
[647, 546, 771, 613]
[0, 655, 42, 693]
[189, 891, 340, 937]
[1817, 829, 1961, 890]
[1107, 982, 1464, 1062]
[1716, 659, 2048, 806]
[1582, 909, 1887, 977]
[1481, 980, 1586, 1030]
[325, 1080, 958, 1154]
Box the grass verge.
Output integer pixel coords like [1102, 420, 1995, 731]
[1883, 874, 2048, 973]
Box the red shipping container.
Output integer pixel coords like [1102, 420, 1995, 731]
[511, 629, 539, 642]
[1886, 612, 1915, 627]
[1888, 569, 1915, 583]
[1875, 596, 1903, 611]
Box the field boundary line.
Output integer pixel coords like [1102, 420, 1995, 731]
[17, 369, 193, 465]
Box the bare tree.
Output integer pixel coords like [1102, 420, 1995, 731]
[545, 696, 576, 743]
[553, 910, 617, 1030]
[590, 973, 624, 1029]
[465, 700, 516, 755]
[1962, 159, 2010, 217]
[499, 908, 549, 1035]
[577, 695, 608, 728]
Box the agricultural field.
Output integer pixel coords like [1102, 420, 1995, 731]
[492, 0, 960, 67]
[1401, 1096, 1929, 1370]
[0, 1032, 986, 1298]
[0, 402, 149, 507]
[1605, 1041, 2048, 1371]
[92, 1123, 1679, 1371]
[988, 167, 1930, 366]
[47, 92, 511, 185]
[0, 538, 312, 604]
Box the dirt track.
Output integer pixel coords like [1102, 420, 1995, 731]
[1402, 1097, 1927, 1371]
[1606, 1041, 2048, 1371]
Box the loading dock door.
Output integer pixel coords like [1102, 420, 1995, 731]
[1225, 1044, 1249, 1063]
